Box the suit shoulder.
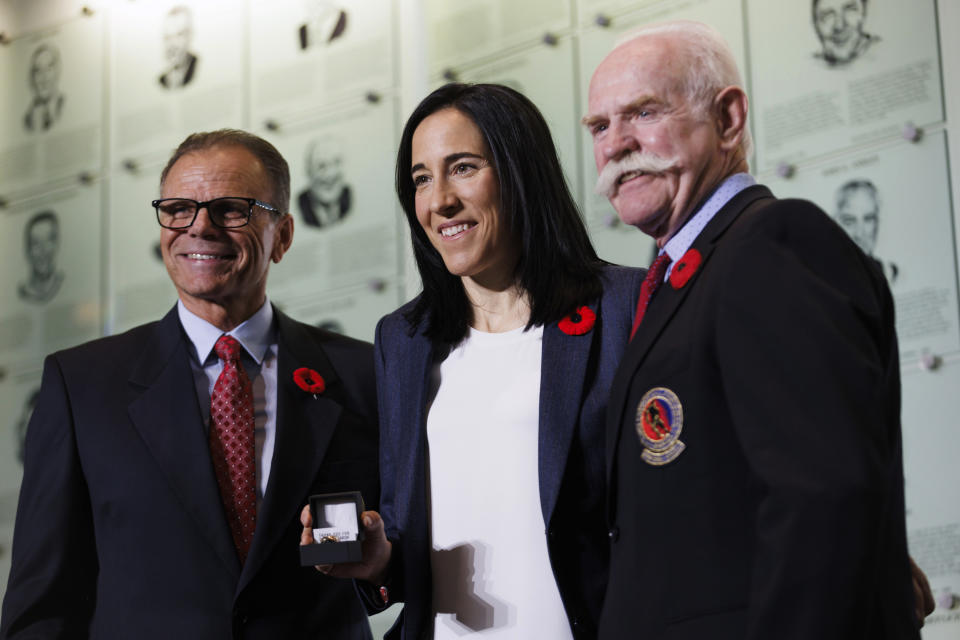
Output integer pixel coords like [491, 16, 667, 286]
[599, 264, 646, 293]
[52, 320, 161, 367]
[715, 194, 889, 311]
[376, 295, 423, 341]
[738, 195, 845, 242]
[598, 264, 644, 312]
[284, 317, 374, 357]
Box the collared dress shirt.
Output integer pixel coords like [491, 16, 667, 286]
[660, 172, 757, 278]
[177, 298, 278, 503]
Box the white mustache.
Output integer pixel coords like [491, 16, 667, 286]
[594, 152, 676, 199]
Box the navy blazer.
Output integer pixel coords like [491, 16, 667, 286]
[601, 186, 917, 639]
[2, 306, 379, 640]
[373, 265, 644, 640]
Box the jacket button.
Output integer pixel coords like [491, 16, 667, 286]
[608, 526, 620, 542]
[547, 528, 556, 540]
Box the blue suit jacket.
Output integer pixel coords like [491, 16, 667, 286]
[1, 306, 379, 640]
[372, 265, 644, 640]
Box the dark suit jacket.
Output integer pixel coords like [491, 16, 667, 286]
[371, 265, 644, 640]
[601, 185, 917, 639]
[1, 306, 379, 639]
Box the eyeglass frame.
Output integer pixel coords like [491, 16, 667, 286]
[151, 196, 285, 229]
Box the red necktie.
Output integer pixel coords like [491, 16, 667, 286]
[210, 335, 257, 563]
[630, 253, 672, 340]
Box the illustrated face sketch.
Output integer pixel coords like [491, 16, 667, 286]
[835, 179, 879, 255]
[19, 211, 65, 304]
[812, 0, 875, 66]
[159, 6, 198, 89]
[24, 44, 65, 131]
[27, 214, 59, 275]
[297, 137, 352, 228]
[299, 0, 348, 49]
[308, 142, 344, 195]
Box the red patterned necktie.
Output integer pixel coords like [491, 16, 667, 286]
[210, 335, 257, 563]
[630, 253, 672, 340]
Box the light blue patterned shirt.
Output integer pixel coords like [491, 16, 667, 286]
[660, 172, 757, 279]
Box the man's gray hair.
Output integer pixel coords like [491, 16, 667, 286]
[160, 129, 291, 214]
[615, 20, 753, 158]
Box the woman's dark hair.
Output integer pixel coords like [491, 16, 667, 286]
[396, 83, 604, 344]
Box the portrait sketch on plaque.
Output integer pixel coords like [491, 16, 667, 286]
[18, 210, 65, 305]
[249, 0, 392, 122]
[158, 5, 200, 90]
[747, 0, 942, 170]
[297, 135, 352, 229]
[111, 0, 243, 159]
[298, 0, 349, 50]
[0, 14, 103, 194]
[23, 43, 66, 133]
[811, 0, 880, 68]
[764, 131, 958, 360]
[832, 178, 898, 283]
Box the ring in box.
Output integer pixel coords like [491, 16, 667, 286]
[299, 491, 365, 566]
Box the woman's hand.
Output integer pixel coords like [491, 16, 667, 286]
[300, 505, 392, 584]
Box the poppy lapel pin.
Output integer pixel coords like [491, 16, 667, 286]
[558, 306, 596, 336]
[293, 367, 326, 399]
[669, 249, 702, 290]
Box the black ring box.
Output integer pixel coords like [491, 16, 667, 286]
[299, 491, 365, 566]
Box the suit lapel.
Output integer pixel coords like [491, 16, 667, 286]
[241, 310, 344, 589]
[395, 331, 435, 536]
[538, 307, 597, 526]
[127, 307, 241, 579]
[605, 186, 775, 508]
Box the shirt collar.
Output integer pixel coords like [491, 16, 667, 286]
[662, 172, 757, 265]
[177, 297, 275, 366]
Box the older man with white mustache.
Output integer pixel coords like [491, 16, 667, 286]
[585, 20, 930, 640]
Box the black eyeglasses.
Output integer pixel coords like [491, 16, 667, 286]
[152, 197, 283, 229]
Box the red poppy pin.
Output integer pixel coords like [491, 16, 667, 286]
[558, 306, 596, 336]
[669, 249, 702, 290]
[293, 367, 326, 398]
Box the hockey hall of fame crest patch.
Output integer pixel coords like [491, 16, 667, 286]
[635, 386, 685, 465]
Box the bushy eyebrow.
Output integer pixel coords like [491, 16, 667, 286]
[581, 113, 604, 129]
[581, 95, 661, 129]
[411, 151, 485, 175]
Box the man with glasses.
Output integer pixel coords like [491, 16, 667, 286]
[1, 130, 380, 639]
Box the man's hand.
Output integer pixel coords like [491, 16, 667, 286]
[300, 505, 392, 584]
[910, 556, 935, 627]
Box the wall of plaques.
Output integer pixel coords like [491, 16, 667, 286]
[1, 1, 959, 637]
